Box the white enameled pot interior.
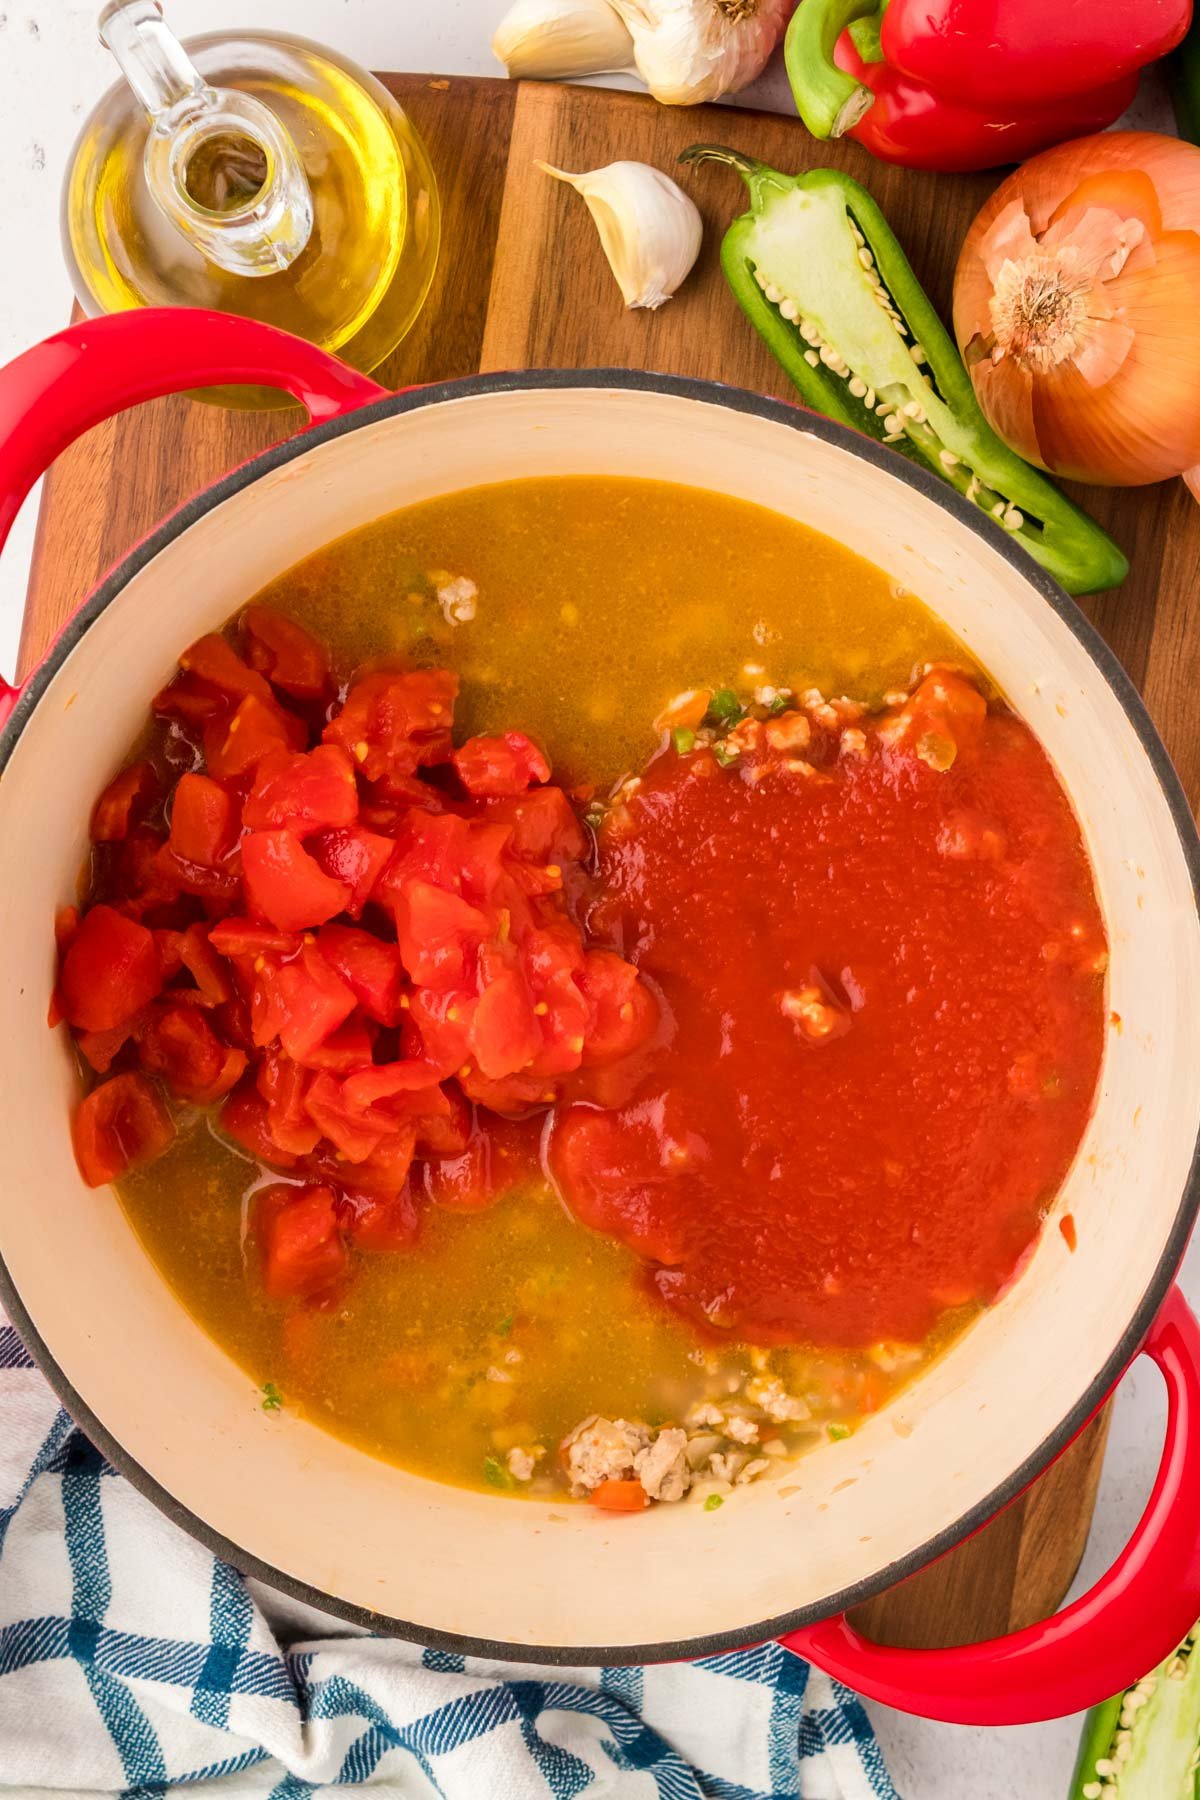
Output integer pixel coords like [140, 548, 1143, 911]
[0, 384, 1196, 1653]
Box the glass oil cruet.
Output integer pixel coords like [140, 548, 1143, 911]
[62, 1, 441, 395]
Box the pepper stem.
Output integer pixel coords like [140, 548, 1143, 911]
[785, 0, 879, 140]
[679, 144, 764, 180]
[679, 144, 793, 211]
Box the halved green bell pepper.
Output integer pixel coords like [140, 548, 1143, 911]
[1068, 1630, 1200, 1798]
[680, 145, 1128, 597]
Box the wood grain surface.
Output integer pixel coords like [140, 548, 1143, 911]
[26, 70, 1186, 1652]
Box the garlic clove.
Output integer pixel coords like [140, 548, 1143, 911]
[609, 0, 793, 106]
[493, 0, 636, 81]
[539, 159, 703, 310]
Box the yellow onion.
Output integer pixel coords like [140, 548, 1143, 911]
[953, 132, 1200, 493]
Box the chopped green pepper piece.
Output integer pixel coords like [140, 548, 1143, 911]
[679, 145, 1127, 598]
[495, 1314, 514, 1337]
[1069, 1631, 1200, 1799]
[483, 1454, 514, 1490]
[260, 1381, 283, 1413]
[704, 1492, 725, 1511]
[707, 687, 744, 725]
[672, 726, 696, 755]
[827, 1421, 852, 1440]
[713, 742, 740, 768]
[583, 803, 606, 832]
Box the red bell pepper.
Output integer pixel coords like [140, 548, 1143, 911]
[883, 0, 1191, 110]
[786, 0, 1188, 171]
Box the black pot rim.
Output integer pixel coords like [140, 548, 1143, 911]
[2, 367, 1198, 1667]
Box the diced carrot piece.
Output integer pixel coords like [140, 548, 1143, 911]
[589, 1479, 649, 1513]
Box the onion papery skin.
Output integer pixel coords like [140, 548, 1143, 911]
[953, 132, 1200, 488]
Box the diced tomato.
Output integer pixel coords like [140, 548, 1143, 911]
[153, 671, 228, 726]
[242, 831, 351, 933]
[154, 928, 186, 982]
[579, 949, 657, 1065]
[313, 1128, 417, 1202]
[179, 633, 275, 706]
[518, 925, 588, 1075]
[318, 923, 405, 1026]
[310, 825, 394, 917]
[394, 879, 488, 990]
[59, 905, 164, 1032]
[267, 942, 357, 1063]
[168, 772, 237, 867]
[178, 922, 233, 1005]
[243, 745, 358, 837]
[136, 999, 245, 1104]
[323, 667, 458, 782]
[220, 1083, 299, 1167]
[303, 1071, 387, 1163]
[76, 1018, 139, 1075]
[423, 1134, 496, 1212]
[341, 1061, 448, 1121]
[366, 769, 445, 808]
[548, 1106, 689, 1265]
[121, 828, 182, 912]
[457, 1067, 552, 1117]
[208, 917, 301, 958]
[157, 844, 241, 906]
[342, 1182, 419, 1251]
[482, 786, 586, 864]
[301, 1016, 375, 1073]
[470, 967, 541, 1080]
[406, 987, 472, 1076]
[256, 1050, 321, 1156]
[204, 694, 306, 781]
[452, 731, 550, 798]
[414, 1086, 472, 1157]
[54, 906, 80, 952]
[72, 1073, 174, 1187]
[248, 953, 289, 1049]
[253, 1183, 348, 1300]
[241, 605, 332, 702]
[890, 667, 988, 768]
[589, 1479, 649, 1513]
[215, 993, 254, 1051]
[91, 762, 159, 843]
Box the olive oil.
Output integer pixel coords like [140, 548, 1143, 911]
[63, 9, 440, 399]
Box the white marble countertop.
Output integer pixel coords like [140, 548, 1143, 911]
[0, 5, 1193, 1796]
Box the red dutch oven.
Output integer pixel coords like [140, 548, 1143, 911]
[1, 310, 1199, 1726]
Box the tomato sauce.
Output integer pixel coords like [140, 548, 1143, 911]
[551, 672, 1107, 1347]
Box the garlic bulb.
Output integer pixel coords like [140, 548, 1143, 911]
[492, 0, 635, 80]
[539, 160, 703, 309]
[609, 0, 792, 105]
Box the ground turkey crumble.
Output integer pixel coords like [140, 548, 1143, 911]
[561, 1378, 817, 1507]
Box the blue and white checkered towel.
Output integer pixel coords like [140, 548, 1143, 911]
[0, 1313, 898, 1799]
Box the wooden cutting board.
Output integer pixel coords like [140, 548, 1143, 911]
[29, 70, 1192, 1654]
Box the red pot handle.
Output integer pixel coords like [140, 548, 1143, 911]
[782, 1284, 1200, 1724]
[0, 307, 387, 720]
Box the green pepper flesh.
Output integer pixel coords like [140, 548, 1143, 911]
[681, 146, 1128, 597]
[1069, 1632, 1200, 1798]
